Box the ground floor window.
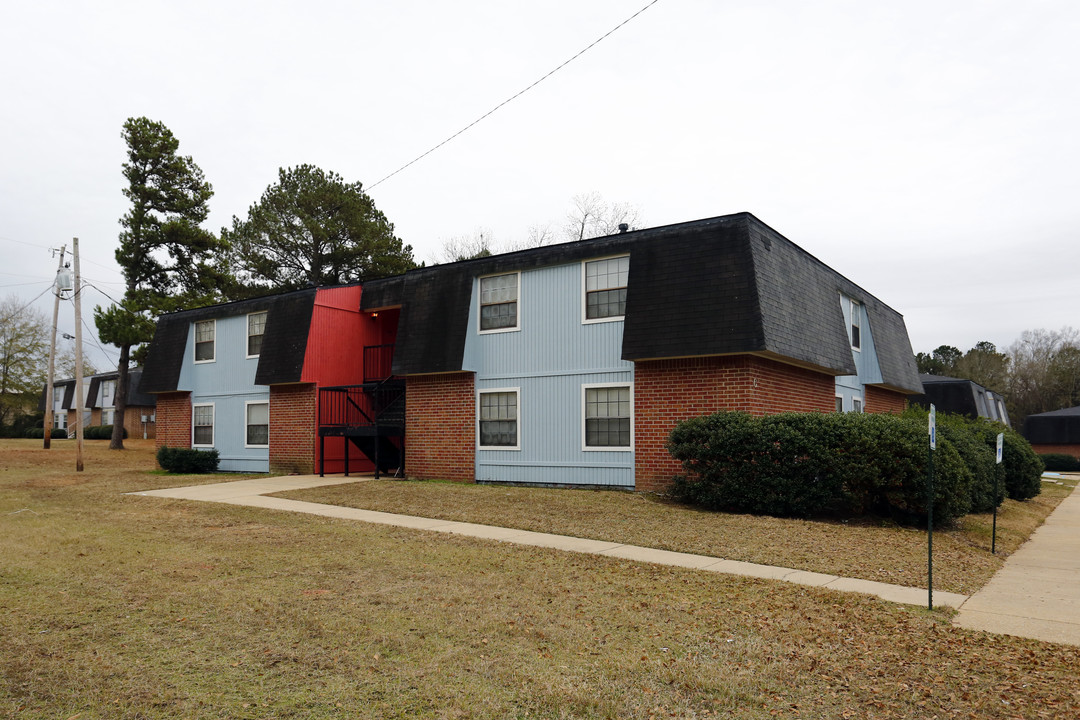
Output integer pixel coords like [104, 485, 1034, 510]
[852, 397, 863, 413]
[583, 384, 632, 449]
[478, 389, 519, 449]
[193, 404, 214, 446]
[835, 395, 844, 413]
[246, 402, 269, 447]
[53, 412, 67, 429]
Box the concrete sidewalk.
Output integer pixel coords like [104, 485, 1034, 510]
[130, 475, 967, 611]
[953, 481, 1080, 645]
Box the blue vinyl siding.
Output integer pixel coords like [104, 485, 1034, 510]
[464, 262, 634, 488]
[835, 297, 884, 410]
[177, 315, 269, 472]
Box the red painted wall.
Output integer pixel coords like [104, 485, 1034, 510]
[405, 372, 475, 481]
[298, 287, 401, 473]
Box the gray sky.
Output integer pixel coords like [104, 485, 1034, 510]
[2, 0, 1078, 372]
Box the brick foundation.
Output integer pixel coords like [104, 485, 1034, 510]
[634, 356, 839, 491]
[155, 392, 192, 451]
[405, 372, 475, 481]
[863, 385, 907, 415]
[269, 384, 317, 475]
[1030, 444, 1080, 459]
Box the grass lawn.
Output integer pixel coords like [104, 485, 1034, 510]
[2, 438, 1079, 719]
[280, 474, 1077, 596]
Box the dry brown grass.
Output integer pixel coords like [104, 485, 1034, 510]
[3, 439, 1080, 719]
[280, 475, 1076, 595]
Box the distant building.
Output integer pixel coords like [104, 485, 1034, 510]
[40, 369, 157, 438]
[908, 374, 1010, 426]
[1023, 406, 1080, 459]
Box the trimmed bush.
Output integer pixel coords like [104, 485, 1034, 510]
[938, 415, 1001, 513]
[23, 428, 68, 439]
[667, 411, 972, 524]
[84, 425, 128, 440]
[157, 446, 219, 473]
[1040, 453, 1080, 472]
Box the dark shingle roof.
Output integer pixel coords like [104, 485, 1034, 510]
[140, 289, 318, 393]
[383, 212, 922, 392]
[1025, 405, 1080, 444]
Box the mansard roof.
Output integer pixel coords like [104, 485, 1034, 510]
[139, 288, 319, 394]
[368, 212, 921, 393]
[1024, 405, 1080, 444]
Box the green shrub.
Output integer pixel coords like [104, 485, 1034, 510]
[938, 415, 1001, 513]
[1039, 453, 1080, 472]
[23, 428, 68, 439]
[157, 446, 219, 473]
[667, 411, 972, 524]
[84, 425, 128, 440]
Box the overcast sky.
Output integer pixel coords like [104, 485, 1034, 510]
[2, 0, 1077, 372]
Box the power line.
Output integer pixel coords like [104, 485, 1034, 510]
[366, 0, 663, 191]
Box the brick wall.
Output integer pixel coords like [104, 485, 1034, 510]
[634, 355, 838, 492]
[270, 384, 317, 475]
[1030, 443, 1080, 459]
[155, 392, 191, 451]
[405, 372, 475, 481]
[864, 385, 907, 415]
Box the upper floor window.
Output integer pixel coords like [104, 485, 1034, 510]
[849, 299, 861, 351]
[194, 320, 215, 362]
[583, 256, 629, 322]
[479, 272, 519, 332]
[101, 380, 113, 406]
[478, 389, 519, 449]
[247, 311, 267, 357]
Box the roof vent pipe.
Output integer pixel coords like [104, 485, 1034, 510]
[618, 223, 629, 233]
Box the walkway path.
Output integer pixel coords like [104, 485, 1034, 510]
[953, 482, 1080, 645]
[130, 475, 967, 610]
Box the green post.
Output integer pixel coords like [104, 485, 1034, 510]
[927, 404, 936, 611]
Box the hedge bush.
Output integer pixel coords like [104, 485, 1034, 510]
[667, 411, 972, 524]
[157, 446, 220, 473]
[84, 425, 128, 440]
[1040, 453, 1080, 472]
[23, 428, 68, 439]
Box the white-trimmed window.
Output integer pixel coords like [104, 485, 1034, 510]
[849, 299, 861, 351]
[245, 401, 269, 448]
[479, 272, 519, 332]
[835, 395, 844, 413]
[852, 397, 863, 413]
[583, 383, 633, 450]
[478, 389, 519, 449]
[583, 255, 629, 322]
[54, 412, 67, 430]
[102, 408, 114, 426]
[247, 311, 267, 358]
[101, 379, 114, 407]
[194, 320, 216, 362]
[192, 403, 215, 446]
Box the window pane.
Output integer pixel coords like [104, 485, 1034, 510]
[480, 274, 517, 304]
[248, 312, 267, 356]
[585, 386, 630, 447]
[194, 426, 213, 445]
[586, 288, 627, 319]
[480, 392, 517, 446]
[480, 302, 517, 330]
[194, 406, 213, 426]
[195, 321, 214, 342]
[247, 424, 269, 446]
[585, 257, 629, 292]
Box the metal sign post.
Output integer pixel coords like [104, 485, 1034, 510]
[993, 432, 1004, 555]
[927, 404, 936, 610]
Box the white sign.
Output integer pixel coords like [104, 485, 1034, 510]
[996, 433, 1004, 464]
[929, 404, 936, 450]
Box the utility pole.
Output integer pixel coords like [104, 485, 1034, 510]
[42, 244, 67, 449]
[73, 237, 85, 472]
